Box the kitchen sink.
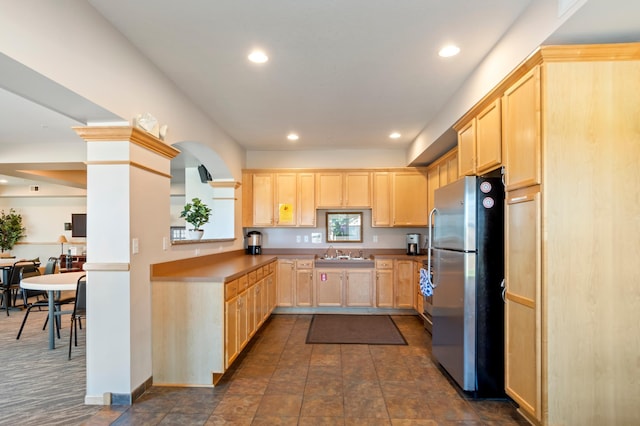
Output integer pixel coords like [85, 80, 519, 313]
[314, 254, 375, 268]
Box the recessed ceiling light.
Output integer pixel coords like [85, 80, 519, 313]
[287, 133, 299, 141]
[389, 132, 401, 139]
[438, 45, 460, 58]
[248, 50, 269, 63]
[0, 179, 8, 184]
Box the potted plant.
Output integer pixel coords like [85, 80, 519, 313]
[0, 208, 26, 253]
[180, 197, 211, 240]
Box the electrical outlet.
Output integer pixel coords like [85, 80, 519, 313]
[373, 235, 378, 243]
[132, 238, 139, 254]
[296, 235, 301, 243]
[304, 235, 309, 242]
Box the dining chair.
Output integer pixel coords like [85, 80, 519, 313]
[2, 261, 38, 316]
[68, 275, 86, 359]
[16, 261, 76, 340]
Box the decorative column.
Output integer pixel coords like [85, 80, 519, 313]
[73, 126, 179, 405]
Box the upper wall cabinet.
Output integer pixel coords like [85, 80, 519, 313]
[391, 170, 428, 226]
[242, 171, 316, 227]
[502, 67, 540, 191]
[455, 98, 502, 178]
[316, 171, 371, 208]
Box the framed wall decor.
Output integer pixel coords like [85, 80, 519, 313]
[326, 212, 362, 243]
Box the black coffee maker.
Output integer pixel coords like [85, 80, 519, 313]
[246, 231, 262, 255]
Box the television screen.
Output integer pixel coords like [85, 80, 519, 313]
[71, 213, 86, 237]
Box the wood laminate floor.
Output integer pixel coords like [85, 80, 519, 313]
[1, 307, 529, 425]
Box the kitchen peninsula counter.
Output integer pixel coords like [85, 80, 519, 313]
[150, 251, 277, 282]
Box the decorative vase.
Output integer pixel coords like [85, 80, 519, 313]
[188, 229, 204, 240]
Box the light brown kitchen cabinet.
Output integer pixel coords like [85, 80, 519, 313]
[475, 98, 502, 174]
[297, 173, 316, 226]
[251, 173, 274, 226]
[457, 120, 476, 176]
[153, 261, 278, 386]
[502, 67, 540, 191]
[455, 98, 502, 177]
[243, 171, 315, 227]
[504, 185, 541, 420]
[316, 171, 371, 208]
[315, 269, 343, 306]
[426, 148, 457, 224]
[497, 44, 640, 425]
[375, 259, 394, 307]
[276, 260, 295, 306]
[394, 260, 414, 309]
[371, 172, 391, 227]
[295, 259, 314, 307]
[345, 270, 374, 307]
[392, 171, 428, 226]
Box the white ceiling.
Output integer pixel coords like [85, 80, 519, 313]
[1, 0, 639, 188]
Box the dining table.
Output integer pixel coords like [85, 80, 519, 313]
[20, 271, 85, 350]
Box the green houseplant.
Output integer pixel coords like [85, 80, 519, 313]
[0, 208, 26, 253]
[180, 198, 211, 239]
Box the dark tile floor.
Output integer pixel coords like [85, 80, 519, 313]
[85, 314, 529, 425]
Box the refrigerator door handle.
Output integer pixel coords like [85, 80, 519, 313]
[427, 208, 438, 288]
[500, 279, 506, 303]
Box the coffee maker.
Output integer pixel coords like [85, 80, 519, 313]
[246, 231, 262, 255]
[406, 233, 420, 255]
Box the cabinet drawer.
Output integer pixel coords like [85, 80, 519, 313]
[238, 274, 248, 292]
[296, 259, 313, 269]
[225, 279, 238, 301]
[248, 270, 257, 286]
[269, 262, 275, 273]
[376, 259, 393, 269]
[256, 267, 264, 280]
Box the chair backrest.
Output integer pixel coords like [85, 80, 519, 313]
[44, 257, 57, 275]
[7, 261, 39, 285]
[75, 276, 87, 314]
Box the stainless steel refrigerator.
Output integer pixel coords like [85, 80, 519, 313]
[429, 174, 504, 397]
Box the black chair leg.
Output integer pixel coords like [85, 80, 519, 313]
[16, 306, 33, 339]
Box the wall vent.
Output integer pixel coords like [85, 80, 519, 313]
[29, 185, 39, 192]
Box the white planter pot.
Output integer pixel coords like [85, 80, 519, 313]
[187, 229, 204, 240]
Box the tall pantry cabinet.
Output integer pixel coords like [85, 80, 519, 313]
[499, 44, 640, 425]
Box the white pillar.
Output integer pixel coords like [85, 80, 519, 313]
[74, 126, 179, 405]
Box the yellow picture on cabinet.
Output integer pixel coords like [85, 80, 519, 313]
[279, 203, 294, 222]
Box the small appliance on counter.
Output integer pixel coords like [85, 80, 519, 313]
[245, 231, 262, 255]
[406, 233, 421, 255]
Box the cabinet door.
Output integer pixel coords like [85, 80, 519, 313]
[345, 270, 374, 307]
[476, 98, 502, 174]
[298, 173, 316, 226]
[315, 270, 343, 306]
[247, 285, 256, 337]
[376, 269, 394, 307]
[427, 167, 440, 224]
[316, 173, 343, 207]
[344, 172, 371, 207]
[252, 173, 274, 226]
[502, 67, 541, 191]
[447, 152, 458, 183]
[266, 273, 277, 313]
[392, 172, 428, 226]
[237, 292, 249, 349]
[275, 173, 297, 226]
[295, 268, 314, 307]
[372, 172, 391, 227]
[224, 296, 238, 368]
[276, 260, 295, 306]
[394, 260, 415, 309]
[457, 120, 476, 176]
[504, 185, 541, 422]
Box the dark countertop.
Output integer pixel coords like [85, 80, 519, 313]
[150, 249, 426, 283]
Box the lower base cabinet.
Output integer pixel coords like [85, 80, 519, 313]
[345, 270, 374, 307]
[151, 261, 277, 386]
[315, 269, 343, 306]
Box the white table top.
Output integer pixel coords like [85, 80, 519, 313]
[21, 271, 86, 291]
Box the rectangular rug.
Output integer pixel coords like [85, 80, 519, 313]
[306, 314, 407, 345]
